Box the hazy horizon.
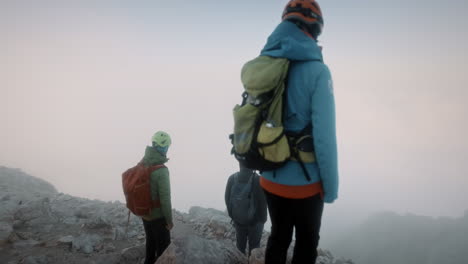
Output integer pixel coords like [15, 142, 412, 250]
[2, 0, 468, 221]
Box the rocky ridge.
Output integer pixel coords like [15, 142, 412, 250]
[0, 166, 353, 264]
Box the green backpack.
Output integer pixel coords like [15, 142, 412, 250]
[230, 56, 315, 180]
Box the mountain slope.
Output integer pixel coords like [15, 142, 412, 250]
[0, 166, 351, 264]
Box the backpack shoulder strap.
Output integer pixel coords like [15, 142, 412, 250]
[149, 164, 166, 172]
[248, 172, 254, 185]
[248, 172, 255, 196]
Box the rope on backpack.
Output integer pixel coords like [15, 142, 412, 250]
[295, 150, 312, 181]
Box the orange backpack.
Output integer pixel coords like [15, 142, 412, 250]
[122, 162, 165, 216]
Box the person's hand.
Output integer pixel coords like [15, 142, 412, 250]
[166, 222, 174, 230]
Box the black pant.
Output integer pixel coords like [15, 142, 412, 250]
[142, 218, 171, 264]
[234, 221, 264, 255]
[264, 190, 324, 264]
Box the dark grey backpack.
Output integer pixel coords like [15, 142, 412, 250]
[229, 174, 256, 225]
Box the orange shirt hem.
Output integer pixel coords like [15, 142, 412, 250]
[260, 176, 323, 199]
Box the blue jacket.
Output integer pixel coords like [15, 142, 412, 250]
[260, 21, 339, 203]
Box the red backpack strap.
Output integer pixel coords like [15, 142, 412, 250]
[149, 164, 166, 171]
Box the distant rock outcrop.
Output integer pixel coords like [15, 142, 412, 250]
[0, 166, 353, 264]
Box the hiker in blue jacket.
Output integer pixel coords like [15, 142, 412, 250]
[258, 1, 339, 263]
[225, 163, 268, 256]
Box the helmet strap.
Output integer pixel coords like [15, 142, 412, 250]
[290, 19, 318, 40]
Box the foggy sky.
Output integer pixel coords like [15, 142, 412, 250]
[1, 0, 468, 220]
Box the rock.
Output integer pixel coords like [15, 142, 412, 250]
[0, 200, 16, 222]
[207, 214, 232, 239]
[43, 240, 58, 248]
[104, 244, 116, 253]
[22, 255, 48, 264]
[84, 216, 111, 229]
[120, 245, 145, 263]
[317, 249, 333, 264]
[7, 232, 21, 243]
[13, 198, 56, 228]
[334, 258, 356, 264]
[12, 220, 24, 229]
[72, 234, 103, 254]
[112, 226, 126, 241]
[88, 253, 122, 264]
[0, 167, 58, 198]
[155, 243, 177, 264]
[15, 231, 34, 240]
[41, 225, 54, 233]
[156, 234, 247, 264]
[58, 235, 74, 244]
[13, 239, 40, 249]
[0, 167, 352, 264]
[74, 205, 92, 219]
[187, 206, 236, 241]
[249, 247, 266, 264]
[94, 242, 116, 254]
[189, 206, 227, 219]
[13, 205, 43, 223]
[0, 221, 13, 244]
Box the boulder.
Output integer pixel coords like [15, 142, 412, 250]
[187, 206, 236, 241]
[249, 247, 266, 264]
[120, 245, 145, 263]
[72, 234, 103, 254]
[58, 235, 74, 244]
[156, 234, 247, 264]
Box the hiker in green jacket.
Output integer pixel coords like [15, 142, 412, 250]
[141, 131, 173, 264]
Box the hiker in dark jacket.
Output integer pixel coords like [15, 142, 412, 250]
[141, 131, 173, 264]
[258, 1, 339, 263]
[225, 163, 268, 255]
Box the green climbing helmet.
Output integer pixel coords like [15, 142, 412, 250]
[151, 131, 172, 148]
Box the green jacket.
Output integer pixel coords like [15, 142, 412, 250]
[141, 146, 172, 225]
